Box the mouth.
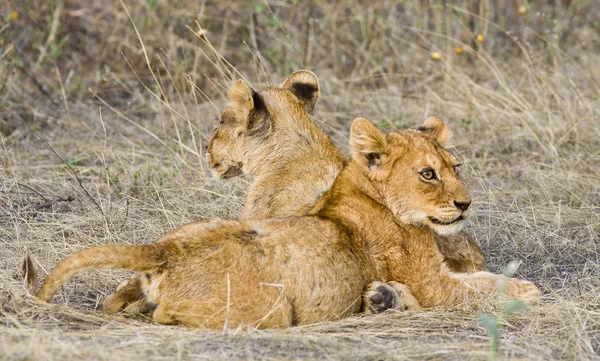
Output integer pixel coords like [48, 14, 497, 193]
[221, 166, 243, 179]
[428, 215, 464, 226]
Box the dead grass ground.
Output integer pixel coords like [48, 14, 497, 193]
[1, 1, 599, 360]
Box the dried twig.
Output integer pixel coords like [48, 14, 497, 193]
[0, 107, 106, 219]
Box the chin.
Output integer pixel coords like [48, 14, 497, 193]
[428, 220, 466, 236]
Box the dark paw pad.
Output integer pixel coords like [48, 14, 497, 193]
[370, 285, 396, 313]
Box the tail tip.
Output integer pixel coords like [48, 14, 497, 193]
[21, 252, 38, 294]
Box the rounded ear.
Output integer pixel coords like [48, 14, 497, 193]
[280, 70, 320, 112]
[227, 79, 270, 136]
[228, 79, 255, 112]
[350, 117, 389, 169]
[417, 116, 452, 146]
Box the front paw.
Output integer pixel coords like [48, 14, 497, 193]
[363, 282, 399, 313]
[505, 279, 541, 304]
[362, 281, 421, 313]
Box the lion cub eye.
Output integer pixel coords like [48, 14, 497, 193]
[420, 169, 437, 181]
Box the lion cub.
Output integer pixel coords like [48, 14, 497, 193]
[206, 71, 486, 274]
[28, 117, 540, 329]
[206, 70, 345, 218]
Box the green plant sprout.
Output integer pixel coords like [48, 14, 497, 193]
[479, 260, 528, 361]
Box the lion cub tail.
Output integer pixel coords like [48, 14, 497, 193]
[22, 252, 38, 294]
[32, 244, 168, 303]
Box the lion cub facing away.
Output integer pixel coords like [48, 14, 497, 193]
[206, 70, 487, 274]
[29, 117, 540, 329]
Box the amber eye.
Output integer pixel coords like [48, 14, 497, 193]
[420, 169, 436, 181]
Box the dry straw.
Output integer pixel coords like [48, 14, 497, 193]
[1, 1, 599, 360]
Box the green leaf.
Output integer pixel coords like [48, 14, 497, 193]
[253, 3, 265, 13]
[503, 300, 526, 314]
[478, 313, 499, 338]
[377, 119, 394, 131]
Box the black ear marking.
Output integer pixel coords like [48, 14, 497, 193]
[247, 91, 271, 137]
[417, 126, 429, 132]
[251, 90, 267, 114]
[365, 152, 381, 167]
[290, 82, 318, 102]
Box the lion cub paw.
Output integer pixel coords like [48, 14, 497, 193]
[362, 281, 421, 313]
[103, 275, 156, 314]
[104, 292, 154, 314]
[505, 279, 542, 304]
[363, 282, 398, 313]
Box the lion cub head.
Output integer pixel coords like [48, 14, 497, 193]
[206, 71, 320, 178]
[351, 117, 471, 236]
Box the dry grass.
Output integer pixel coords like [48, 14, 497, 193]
[1, 1, 599, 360]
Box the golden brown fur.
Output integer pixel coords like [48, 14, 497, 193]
[105, 72, 484, 314]
[206, 71, 486, 273]
[29, 117, 540, 329]
[206, 70, 346, 219]
[103, 71, 349, 314]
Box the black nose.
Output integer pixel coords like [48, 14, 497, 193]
[454, 200, 471, 211]
[205, 145, 208, 150]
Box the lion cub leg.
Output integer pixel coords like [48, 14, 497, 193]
[152, 299, 225, 328]
[452, 272, 541, 304]
[362, 281, 422, 313]
[104, 274, 155, 314]
[153, 298, 293, 329]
